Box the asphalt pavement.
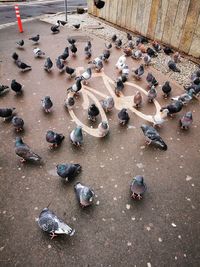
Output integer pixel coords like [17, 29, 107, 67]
[0, 18, 199, 267]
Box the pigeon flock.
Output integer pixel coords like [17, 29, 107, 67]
[0, 20, 199, 240]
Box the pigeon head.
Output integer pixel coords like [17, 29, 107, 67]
[101, 121, 108, 129]
[74, 126, 82, 136]
[188, 88, 195, 96]
[134, 175, 144, 185]
[185, 111, 192, 119]
[68, 97, 75, 105]
[82, 187, 94, 203]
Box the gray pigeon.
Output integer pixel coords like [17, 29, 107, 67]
[29, 34, 40, 43]
[70, 126, 83, 146]
[171, 89, 195, 105]
[38, 208, 75, 239]
[168, 60, 180, 73]
[105, 43, 112, 49]
[132, 50, 142, 60]
[65, 66, 76, 78]
[15, 59, 32, 72]
[118, 108, 130, 125]
[141, 124, 167, 150]
[12, 116, 24, 132]
[90, 57, 103, 71]
[46, 130, 65, 148]
[12, 52, 19, 61]
[130, 175, 147, 200]
[162, 81, 171, 98]
[146, 72, 158, 88]
[160, 100, 183, 116]
[94, 0, 105, 9]
[56, 163, 81, 181]
[73, 23, 80, 29]
[132, 64, 144, 80]
[74, 182, 95, 207]
[64, 96, 75, 109]
[133, 91, 142, 108]
[0, 84, 9, 95]
[98, 121, 109, 137]
[15, 136, 41, 162]
[11, 79, 22, 95]
[101, 50, 110, 61]
[41, 96, 53, 113]
[67, 78, 82, 94]
[56, 57, 64, 72]
[84, 46, 92, 59]
[88, 103, 99, 121]
[115, 77, 124, 97]
[0, 107, 15, 120]
[180, 111, 193, 130]
[100, 96, 114, 112]
[147, 86, 157, 102]
[143, 54, 151, 65]
[111, 34, 117, 42]
[44, 57, 53, 72]
[70, 43, 77, 55]
[60, 47, 69, 61]
[115, 39, 122, 49]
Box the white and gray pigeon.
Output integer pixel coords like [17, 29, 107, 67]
[67, 77, 82, 94]
[41, 96, 53, 113]
[141, 124, 167, 150]
[38, 208, 75, 239]
[74, 182, 95, 207]
[116, 55, 126, 71]
[130, 175, 147, 200]
[16, 39, 24, 48]
[70, 126, 83, 146]
[91, 57, 103, 71]
[122, 65, 130, 79]
[98, 121, 109, 137]
[80, 68, 92, 84]
[180, 111, 193, 130]
[132, 50, 142, 60]
[44, 57, 53, 72]
[100, 96, 114, 112]
[143, 54, 151, 65]
[33, 47, 45, 58]
[56, 163, 81, 182]
[132, 64, 144, 80]
[171, 88, 195, 105]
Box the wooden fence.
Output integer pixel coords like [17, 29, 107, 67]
[87, 0, 200, 59]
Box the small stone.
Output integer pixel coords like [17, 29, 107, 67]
[121, 146, 124, 150]
[146, 226, 151, 231]
[183, 254, 186, 257]
[127, 241, 132, 246]
[48, 245, 51, 249]
[126, 204, 131, 210]
[147, 263, 151, 267]
[178, 235, 181, 239]
[191, 184, 194, 187]
[179, 166, 183, 169]
[175, 256, 177, 260]
[186, 175, 192, 181]
[114, 184, 118, 188]
[131, 217, 136, 221]
[3, 211, 6, 214]
[113, 197, 117, 201]
[158, 237, 162, 242]
[100, 185, 103, 189]
[136, 163, 144, 169]
[102, 218, 106, 221]
[72, 217, 76, 221]
[171, 223, 177, 227]
[34, 207, 38, 210]
[100, 164, 105, 168]
[21, 175, 25, 179]
[185, 197, 191, 201]
[0, 247, 4, 252]
[96, 201, 100, 205]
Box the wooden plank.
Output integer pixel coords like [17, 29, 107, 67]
[130, 0, 139, 32]
[120, 0, 129, 28]
[105, 0, 111, 22]
[109, 0, 117, 24]
[146, 0, 160, 38]
[162, 0, 179, 44]
[170, 0, 190, 49]
[189, 13, 200, 58]
[141, 0, 153, 36]
[99, 0, 106, 19]
[154, 0, 169, 41]
[135, 0, 146, 33]
[116, 0, 123, 27]
[87, 0, 93, 14]
[125, 0, 134, 30]
[179, 0, 200, 53]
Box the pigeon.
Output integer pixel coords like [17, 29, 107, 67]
[130, 175, 147, 200]
[131, 50, 142, 59]
[60, 47, 69, 61]
[70, 44, 77, 55]
[146, 72, 158, 88]
[101, 49, 110, 61]
[86, 41, 92, 49]
[137, 43, 147, 53]
[29, 34, 40, 43]
[116, 55, 126, 71]
[146, 47, 157, 57]
[12, 52, 19, 61]
[115, 77, 124, 97]
[173, 52, 181, 63]
[115, 39, 122, 49]
[0, 107, 15, 120]
[152, 41, 162, 52]
[163, 46, 174, 55]
[84, 46, 92, 59]
[143, 54, 151, 65]
[100, 96, 114, 112]
[152, 109, 169, 127]
[33, 47, 45, 58]
[180, 111, 193, 130]
[133, 91, 142, 108]
[41, 96, 53, 113]
[127, 33, 132, 41]
[67, 78, 82, 94]
[46, 130, 65, 148]
[160, 100, 183, 116]
[128, 40, 134, 49]
[67, 38, 76, 45]
[123, 46, 132, 56]
[15, 136, 41, 162]
[118, 108, 130, 125]
[11, 116, 24, 132]
[64, 96, 75, 109]
[38, 208, 75, 239]
[88, 103, 100, 121]
[74, 182, 95, 207]
[136, 36, 148, 45]
[44, 57, 53, 72]
[122, 65, 130, 79]
[97, 121, 109, 137]
[65, 66, 76, 78]
[185, 84, 200, 96]
[51, 23, 60, 34]
[11, 79, 22, 95]
[58, 20, 67, 26]
[73, 23, 80, 29]
[15, 59, 32, 71]
[56, 57, 64, 72]
[147, 86, 157, 102]
[16, 39, 24, 48]
[0, 84, 9, 95]
[105, 43, 112, 49]
[90, 57, 103, 72]
[168, 60, 181, 73]
[141, 124, 167, 150]
[132, 64, 144, 80]
[56, 163, 81, 181]
[171, 88, 195, 105]
[80, 68, 92, 83]
[120, 74, 127, 83]
[70, 126, 83, 146]
[162, 81, 172, 98]
[111, 34, 117, 42]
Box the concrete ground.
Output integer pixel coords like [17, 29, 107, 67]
[0, 18, 200, 267]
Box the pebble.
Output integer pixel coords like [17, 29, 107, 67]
[147, 263, 151, 267]
[158, 237, 162, 242]
[0, 247, 4, 251]
[96, 201, 100, 205]
[126, 204, 131, 210]
[171, 223, 177, 227]
[127, 241, 132, 246]
[48, 245, 51, 249]
[186, 175, 192, 181]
